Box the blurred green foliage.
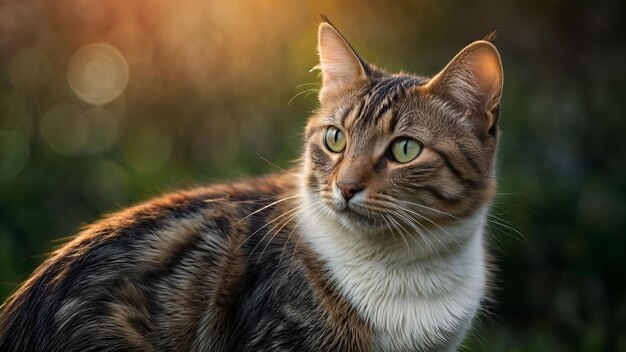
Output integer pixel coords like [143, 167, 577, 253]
[1, 0, 625, 350]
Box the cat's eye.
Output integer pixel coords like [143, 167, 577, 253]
[324, 126, 346, 153]
[390, 138, 422, 163]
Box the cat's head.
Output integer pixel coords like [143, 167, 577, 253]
[302, 21, 503, 237]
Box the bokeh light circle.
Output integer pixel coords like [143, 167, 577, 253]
[67, 43, 129, 106]
[39, 102, 89, 155]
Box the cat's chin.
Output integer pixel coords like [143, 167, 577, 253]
[329, 206, 386, 235]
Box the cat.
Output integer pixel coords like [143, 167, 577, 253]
[0, 20, 503, 352]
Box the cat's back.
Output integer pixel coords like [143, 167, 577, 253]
[0, 173, 295, 352]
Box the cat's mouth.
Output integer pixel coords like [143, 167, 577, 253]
[311, 187, 385, 230]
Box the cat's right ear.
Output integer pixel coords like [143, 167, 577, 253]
[317, 22, 367, 101]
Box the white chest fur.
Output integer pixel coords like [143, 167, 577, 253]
[300, 206, 487, 352]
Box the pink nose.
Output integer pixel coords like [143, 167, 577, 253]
[336, 181, 365, 201]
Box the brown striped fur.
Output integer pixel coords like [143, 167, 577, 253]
[0, 173, 374, 351]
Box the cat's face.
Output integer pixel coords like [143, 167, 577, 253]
[302, 23, 503, 235]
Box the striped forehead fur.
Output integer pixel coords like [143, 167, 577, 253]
[354, 75, 427, 125]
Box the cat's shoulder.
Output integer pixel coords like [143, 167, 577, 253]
[88, 171, 296, 233]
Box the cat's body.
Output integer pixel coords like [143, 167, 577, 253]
[0, 174, 374, 351]
[0, 21, 503, 352]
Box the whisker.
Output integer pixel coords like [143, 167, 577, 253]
[379, 213, 398, 247]
[257, 206, 309, 265]
[380, 196, 458, 220]
[278, 202, 322, 264]
[295, 82, 322, 88]
[400, 204, 459, 245]
[392, 208, 437, 254]
[237, 194, 299, 224]
[384, 214, 410, 251]
[485, 215, 526, 241]
[369, 197, 456, 253]
[288, 88, 319, 106]
[256, 153, 285, 171]
[375, 194, 461, 247]
[387, 211, 420, 248]
[245, 204, 308, 264]
[238, 202, 304, 256]
[289, 200, 326, 275]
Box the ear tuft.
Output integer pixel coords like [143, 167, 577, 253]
[482, 31, 498, 43]
[427, 41, 503, 114]
[317, 22, 366, 98]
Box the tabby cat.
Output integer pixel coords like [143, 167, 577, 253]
[0, 21, 503, 352]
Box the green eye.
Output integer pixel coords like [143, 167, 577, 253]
[324, 126, 346, 153]
[390, 138, 422, 163]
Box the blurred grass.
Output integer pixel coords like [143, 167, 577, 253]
[1, 0, 625, 350]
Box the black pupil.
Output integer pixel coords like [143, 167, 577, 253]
[403, 139, 408, 155]
[333, 129, 339, 143]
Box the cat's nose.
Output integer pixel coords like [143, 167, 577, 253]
[336, 181, 365, 201]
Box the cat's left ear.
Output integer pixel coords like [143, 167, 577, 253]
[317, 22, 368, 101]
[425, 41, 503, 127]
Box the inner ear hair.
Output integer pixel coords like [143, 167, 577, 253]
[426, 40, 503, 126]
[317, 20, 368, 100]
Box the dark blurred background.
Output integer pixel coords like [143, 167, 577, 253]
[1, 0, 625, 350]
